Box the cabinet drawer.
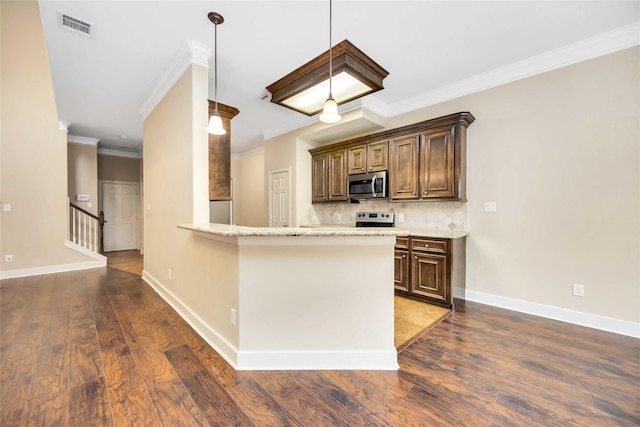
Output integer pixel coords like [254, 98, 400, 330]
[395, 237, 409, 249]
[410, 238, 447, 254]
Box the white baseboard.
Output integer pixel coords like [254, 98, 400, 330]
[0, 259, 106, 279]
[463, 289, 640, 339]
[141, 270, 240, 368]
[236, 350, 399, 371]
[141, 269, 400, 370]
[0, 240, 107, 279]
[64, 240, 108, 262]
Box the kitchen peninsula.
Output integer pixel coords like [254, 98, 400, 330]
[170, 223, 406, 370]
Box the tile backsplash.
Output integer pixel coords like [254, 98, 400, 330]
[301, 200, 467, 231]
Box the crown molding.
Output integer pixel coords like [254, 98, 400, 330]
[97, 147, 142, 159]
[139, 40, 211, 120]
[67, 134, 99, 145]
[385, 22, 640, 117]
[261, 113, 318, 141]
[59, 121, 71, 133]
[260, 22, 639, 142]
[232, 145, 264, 160]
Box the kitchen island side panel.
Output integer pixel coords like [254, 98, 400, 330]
[236, 235, 397, 370]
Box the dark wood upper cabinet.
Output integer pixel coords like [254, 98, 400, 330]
[347, 145, 367, 174]
[389, 134, 419, 200]
[328, 149, 348, 202]
[310, 112, 474, 203]
[312, 149, 347, 203]
[312, 153, 328, 203]
[420, 127, 455, 199]
[208, 101, 239, 201]
[348, 140, 389, 175]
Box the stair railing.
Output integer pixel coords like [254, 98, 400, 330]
[68, 201, 105, 254]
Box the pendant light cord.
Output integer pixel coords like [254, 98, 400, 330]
[214, 21, 219, 114]
[328, 0, 333, 97]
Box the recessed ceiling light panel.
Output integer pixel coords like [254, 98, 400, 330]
[266, 39, 389, 116]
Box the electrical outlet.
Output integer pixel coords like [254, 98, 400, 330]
[168, 268, 172, 279]
[484, 202, 497, 212]
[398, 213, 404, 222]
[230, 308, 236, 326]
[572, 283, 585, 297]
[337, 213, 342, 221]
[2, 204, 11, 212]
[4, 254, 13, 262]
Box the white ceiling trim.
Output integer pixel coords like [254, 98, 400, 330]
[261, 112, 319, 141]
[260, 22, 639, 143]
[139, 40, 211, 120]
[68, 134, 99, 145]
[260, 97, 369, 142]
[232, 146, 264, 160]
[97, 147, 142, 159]
[385, 22, 640, 117]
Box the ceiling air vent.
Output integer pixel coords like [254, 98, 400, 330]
[57, 11, 93, 38]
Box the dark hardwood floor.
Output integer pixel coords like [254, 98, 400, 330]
[1, 258, 639, 426]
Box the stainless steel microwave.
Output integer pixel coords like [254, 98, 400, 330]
[347, 171, 388, 199]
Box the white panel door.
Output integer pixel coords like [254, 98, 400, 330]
[269, 170, 289, 227]
[103, 182, 139, 251]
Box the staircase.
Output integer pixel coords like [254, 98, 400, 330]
[68, 200, 104, 255]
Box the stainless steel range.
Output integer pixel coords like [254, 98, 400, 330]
[355, 212, 395, 227]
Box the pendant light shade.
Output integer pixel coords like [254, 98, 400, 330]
[206, 113, 226, 135]
[319, 96, 340, 123]
[206, 12, 227, 135]
[319, 0, 341, 124]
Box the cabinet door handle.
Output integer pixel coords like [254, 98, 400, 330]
[423, 191, 428, 195]
[369, 167, 372, 170]
[361, 167, 365, 171]
[402, 254, 406, 259]
[425, 244, 429, 248]
[414, 255, 418, 260]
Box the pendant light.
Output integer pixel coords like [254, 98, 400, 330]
[319, 0, 341, 124]
[206, 12, 227, 135]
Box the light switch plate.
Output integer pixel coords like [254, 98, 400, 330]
[2, 204, 10, 212]
[484, 202, 497, 212]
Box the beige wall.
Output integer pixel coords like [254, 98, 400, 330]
[68, 143, 98, 215]
[264, 136, 301, 225]
[143, 63, 239, 350]
[1, 1, 91, 272]
[395, 47, 639, 325]
[232, 152, 265, 226]
[263, 47, 639, 327]
[98, 154, 141, 183]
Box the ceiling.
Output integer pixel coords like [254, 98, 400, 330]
[39, 1, 639, 156]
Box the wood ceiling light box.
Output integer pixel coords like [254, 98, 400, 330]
[266, 39, 389, 116]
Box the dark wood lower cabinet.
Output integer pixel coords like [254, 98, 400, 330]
[394, 237, 410, 292]
[395, 236, 466, 309]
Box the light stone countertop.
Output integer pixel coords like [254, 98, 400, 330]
[178, 223, 408, 237]
[302, 224, 468, 239]
[180, 223, 468, 239]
